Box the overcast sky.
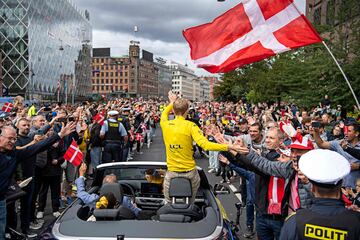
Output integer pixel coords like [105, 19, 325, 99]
[73, 0, 306, 76]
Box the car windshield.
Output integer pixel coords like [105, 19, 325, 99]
[103, 167, 166, 181]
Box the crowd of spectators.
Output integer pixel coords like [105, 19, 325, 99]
[1, 93, 359, 239]
[185, 96, 360, 238]
[0, 96, 162, 239]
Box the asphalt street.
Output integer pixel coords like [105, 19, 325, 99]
[133, 127, 251, 239]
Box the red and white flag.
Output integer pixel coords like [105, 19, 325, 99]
[93, 111, 105, 125]
[2, 102, 13, 112]
[183, 0, 322, 73]
[64, 140, 83, 167]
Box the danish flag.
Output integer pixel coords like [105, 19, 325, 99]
[93, 111, 105, 125]
[2, 102, 13, 112]
[64, 140, 83, 167]
[183, 0, 322, 73]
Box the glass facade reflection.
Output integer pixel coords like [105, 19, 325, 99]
[0, 0, 92, 101]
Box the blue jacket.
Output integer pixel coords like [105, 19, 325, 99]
[75, 177, 141, 216]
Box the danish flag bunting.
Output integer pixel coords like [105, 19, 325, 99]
[183, 0, 322, 73]
[2, 102, 13, 112]
[64, 140, 83, 167]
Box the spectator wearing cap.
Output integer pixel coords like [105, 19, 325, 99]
[100, 110, 128, 163]
[280, 149, 360, 240]
[313, 122, 360, 189]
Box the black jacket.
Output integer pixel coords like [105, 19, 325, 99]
[41, 142, 65, 177]
[15, 134, 35, 178]
[89, 123, 102, 147]
[227, 150, 281, 216]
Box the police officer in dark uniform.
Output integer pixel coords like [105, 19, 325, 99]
[280, 149, 360, 240]
[100, 110, 128, 163]
[119, 107, 131, 161]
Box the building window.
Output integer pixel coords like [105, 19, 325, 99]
[125, 79, 128, 84]
[125, 72, 128, 77]
[326, 0, 335, 25]
[314, 7, 321, 25]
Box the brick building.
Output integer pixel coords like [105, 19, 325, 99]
[91, 44, 159, 97]
[92, 48, 130, 96]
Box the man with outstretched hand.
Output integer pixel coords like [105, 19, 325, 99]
[0, 122, 76, 239]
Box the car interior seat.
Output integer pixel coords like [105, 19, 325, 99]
[93, 183, 135, 220]
[156, 177, 203, 222]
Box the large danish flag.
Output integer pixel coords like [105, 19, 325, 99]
[183, 0, 322, 73]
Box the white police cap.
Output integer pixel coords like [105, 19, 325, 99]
[299, 149, 350, 185]
[108, 110, 119, 116]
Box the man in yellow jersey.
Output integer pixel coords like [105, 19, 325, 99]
[161, 91, 241, 203]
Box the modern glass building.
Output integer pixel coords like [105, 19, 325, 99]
[0, 0, 92, 101]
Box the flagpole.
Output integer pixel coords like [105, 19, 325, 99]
[322, 41, 360, 110]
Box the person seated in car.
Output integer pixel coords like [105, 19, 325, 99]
[75, 163, 141, 217]
[87, 192, 120, 221]
[145, 169, 165, 185]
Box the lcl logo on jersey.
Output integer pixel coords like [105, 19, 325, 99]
[169, 144, 182, 150]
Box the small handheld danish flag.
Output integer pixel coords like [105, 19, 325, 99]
[2, 102, 13, 112]
[64, 140, 83, 167]
[93, 112, 105, 125]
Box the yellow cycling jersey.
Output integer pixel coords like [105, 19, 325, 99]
[160, 103, 228, 172]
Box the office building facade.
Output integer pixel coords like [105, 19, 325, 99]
[0, 0, 92, 101]
[168, 61, 198, 100]
[154, 57, 172, 99]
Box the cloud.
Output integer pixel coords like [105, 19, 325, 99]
[73, 0, 306, 76]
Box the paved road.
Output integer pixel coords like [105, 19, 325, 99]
[133, 127, 252, 239]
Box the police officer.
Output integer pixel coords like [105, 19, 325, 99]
[280, 149, 360, 240]
[100, 110, 128, 163]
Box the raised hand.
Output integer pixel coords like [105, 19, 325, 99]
[218, 155, 230, 165]
[229, 144, 249, 155]
[59, 121, 77, 138]
[214, 133, 225, 144]
[168, 90, 177, 103]
[79, 163, 87, 177]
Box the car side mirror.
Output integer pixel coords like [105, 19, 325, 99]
[213, 184, 231, 195]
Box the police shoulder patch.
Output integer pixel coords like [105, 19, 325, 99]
[285, 211, 296, 222]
